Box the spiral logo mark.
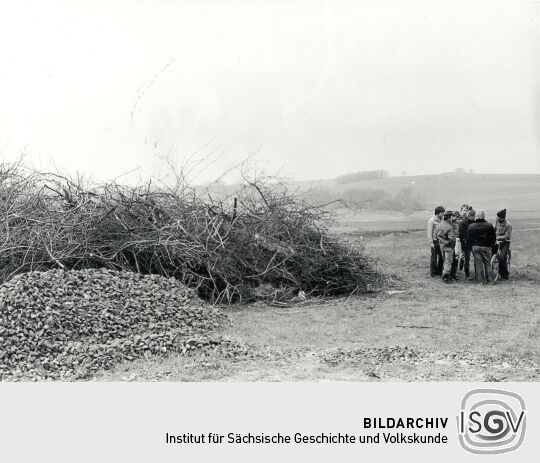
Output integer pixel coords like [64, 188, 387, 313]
[477, 410, 509, 440]
[457, 389, 526, 454]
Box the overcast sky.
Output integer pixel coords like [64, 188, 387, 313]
[0, 0, 538, 183]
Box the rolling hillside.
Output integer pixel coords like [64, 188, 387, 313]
[298, 173, 540, 213]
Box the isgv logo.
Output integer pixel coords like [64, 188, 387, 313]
[457, 388, 526, 454]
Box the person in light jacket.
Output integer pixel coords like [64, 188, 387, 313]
[437, 211, 456, 283]
[427, 206, 445, 277]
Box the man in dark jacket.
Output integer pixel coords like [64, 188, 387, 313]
[458, 208, 476, 278]
[467, 210, 496, 284]
[437, 211, 456, 283]
[494, 209, 512, 280]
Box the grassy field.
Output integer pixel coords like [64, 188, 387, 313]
[96, 211, 539, 382]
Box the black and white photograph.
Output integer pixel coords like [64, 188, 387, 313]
[0, 0, 538, 385]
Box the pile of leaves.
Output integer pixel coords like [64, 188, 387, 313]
[0, 268, 226, 380]
[0, 163, 384, 303]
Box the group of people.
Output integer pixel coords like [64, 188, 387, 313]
[427, 205, 512, 284]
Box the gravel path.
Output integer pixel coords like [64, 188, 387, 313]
[95, 340, 540, 381]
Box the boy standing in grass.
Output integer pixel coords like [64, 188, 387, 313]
[437, 211, 456, 284]
[495, 209, 512, 280]
[427, 206, 445, 277]
[451, 210, 462, 279]
[459, 208, 476, 279]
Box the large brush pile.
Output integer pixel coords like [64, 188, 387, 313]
[0, 163, 383, 303]
[0, 269, 226, 380]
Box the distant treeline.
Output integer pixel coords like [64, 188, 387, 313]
[200, 170, 424, 211]
[335, 170, 389, 185]
[305, 186, 424, 211]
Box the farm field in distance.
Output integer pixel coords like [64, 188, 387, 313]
[97, 209, 540, 382]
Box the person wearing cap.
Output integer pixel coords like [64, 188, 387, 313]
[437, 210, 456, 283]
[458, 208, 476, 279]
[467, 210, 497, 284]
[427, 206, 445, 277]
[495, 209, 512, 280]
